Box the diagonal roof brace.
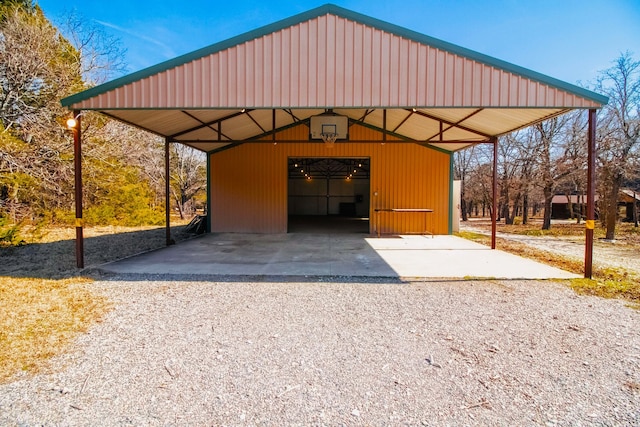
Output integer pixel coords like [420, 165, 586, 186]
[410, 109, 493, 139]
[424, 109, 485, 142]
[169, 110, 252, 140]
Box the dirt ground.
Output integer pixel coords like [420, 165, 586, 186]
[460, 218, 640, 276]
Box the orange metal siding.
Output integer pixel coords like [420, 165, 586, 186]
[210, 124, 450, 234]
[71, 14, 602, 110]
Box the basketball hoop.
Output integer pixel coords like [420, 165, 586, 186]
[321, 132, 337, 148]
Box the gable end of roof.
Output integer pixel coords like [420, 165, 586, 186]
[61, 3, 607, 108]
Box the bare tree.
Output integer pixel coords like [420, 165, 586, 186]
[170, 144, 206, 220]
[0, 7, 79, 219]
[0, 5, 138, 224]
[531, 112, 583, 230]
[596, 52, 640, 240]
[57, 11, 127, 85]
[496, 133, 526, 224]
[454, 146, 476, 221]
[511, 128, 542, 225]
[557, 111, 589, 223]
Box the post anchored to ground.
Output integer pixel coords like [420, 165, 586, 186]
[584, 109, 597, 279]
[165, 137, 172, 246]
[70, 110, 84, 269]
[491, 136, 498, 250]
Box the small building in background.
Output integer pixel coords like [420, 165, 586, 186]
[620, 189, 640, 222]
[551, 190, 640, 222]
[551, 195, 594, 219]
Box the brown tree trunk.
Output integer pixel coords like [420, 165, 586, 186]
[576, 194, 582, 224]
[634, 191, 638, 228]
[604, 177, 621, 240]
[461, 181, 468, 221]
[502, 203, 512, 225]
[566, 194, 574, 219]
[542, 185, 553, 230]
[522, 193, 529, 225]
[174, 196, 185, 220]
[510, 194, 521, 224]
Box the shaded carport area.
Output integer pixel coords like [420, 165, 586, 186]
[62, 4, 606, 278]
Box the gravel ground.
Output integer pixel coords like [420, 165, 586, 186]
[1, 276, 639, 426]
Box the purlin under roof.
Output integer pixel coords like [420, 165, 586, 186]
[61, 3, 607, 153]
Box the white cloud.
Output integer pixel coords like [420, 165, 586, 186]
[95, 19, 177, 59]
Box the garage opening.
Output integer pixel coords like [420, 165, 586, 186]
[288, 158, 370, 233]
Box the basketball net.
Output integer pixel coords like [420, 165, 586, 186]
[321, 132, 337, 148]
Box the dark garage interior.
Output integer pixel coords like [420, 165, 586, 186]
[288, 158, 370, 233]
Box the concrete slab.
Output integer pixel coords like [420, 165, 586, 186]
[98, 233, 579, 280]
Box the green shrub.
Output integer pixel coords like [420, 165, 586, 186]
[83, 181, 165, 226]
[0, 216, 25, 247]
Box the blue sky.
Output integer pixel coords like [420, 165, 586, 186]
[37, 0, 639, 87]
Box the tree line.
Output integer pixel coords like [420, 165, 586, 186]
[0, 1, 206, 241]
[455, 53, 640, 240]
[1, 1, 637, 242]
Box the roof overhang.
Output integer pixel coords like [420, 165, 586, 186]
[61, 4, 607, 153]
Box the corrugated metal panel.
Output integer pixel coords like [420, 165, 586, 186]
[210, 142, 288, 233]
[71, 14, 602, 111]
[210, 123, 450, 234]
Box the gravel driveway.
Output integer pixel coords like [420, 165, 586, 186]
[1, 276, 638, 426]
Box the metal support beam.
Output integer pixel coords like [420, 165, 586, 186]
[165, 138, 172, 246]
[383, 109, 387, 142]
[585, 109, 597, 278]
[72, 110, 84, 268]
[272, 109, 277, 144]
[206, 152, 211, 233]
[491, 137, 498, 250]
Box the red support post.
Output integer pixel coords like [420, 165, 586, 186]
[165, 138, 172, 246]
[72, 110, 84, 268]
[585, 109, 597, 278]
[491, 137, 498, 249]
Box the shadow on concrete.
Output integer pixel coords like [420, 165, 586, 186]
[2, 223, 579, 281]
[94, 232, 399, 279]
[95, 233, 580, 281]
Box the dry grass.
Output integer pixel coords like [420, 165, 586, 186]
[0, 276, 110, 383]
[0, 222, 192, 384]
[456, 229, 640, 307]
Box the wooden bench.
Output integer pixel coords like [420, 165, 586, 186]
[374, 208, 434, 238]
